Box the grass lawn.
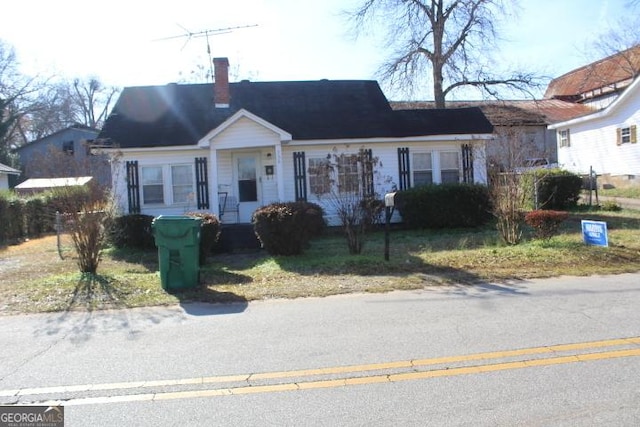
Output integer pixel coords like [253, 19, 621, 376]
[1, 208, 639, 315]
[597, 187, 640, 199]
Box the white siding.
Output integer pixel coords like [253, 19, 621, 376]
[282, 140, 486, 225]
[110, 148, 208, 217]
[558, 93, 640, 177]
[213, 117, 281, 150]
[111, 124, 489, 222]
[0, 174, 9, 190]
[260, 149, 279, 205]
[215, 151, 233, 195]
[212, 118, 282, 220]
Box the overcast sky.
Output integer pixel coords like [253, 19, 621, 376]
[0, 0, 630, 100]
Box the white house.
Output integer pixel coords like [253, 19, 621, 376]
[98, 58, 494, 224]
[549, 74, 640, 188]
[0, 162, 20, 190]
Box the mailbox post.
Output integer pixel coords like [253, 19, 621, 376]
[384, 192, 396, 261]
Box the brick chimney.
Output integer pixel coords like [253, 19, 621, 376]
[213, 57, 230, 108]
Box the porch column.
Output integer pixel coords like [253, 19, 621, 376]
[275, 144, 285, 201]
[210, 148, 220, 217]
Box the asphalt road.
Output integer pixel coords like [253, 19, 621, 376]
[1, 273, 639, 426]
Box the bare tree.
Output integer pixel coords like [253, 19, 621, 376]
[311, 148, 389, 254]
[487, 127, 534, 245]
[0, 40, 41, 164]
[54, 182, 115, 274]
[348, 0, 541, 107]
[2, 39, 118, 162]
[69, 78, 118, 129]
[13, 77, 119, 148]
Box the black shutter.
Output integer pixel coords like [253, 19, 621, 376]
[195, 157, 210, 209]
[398, 147, 410, 190]
[361, 148, 374, 197]
[293, 151, 307, 201]
[126, 160, 140, 214]
[462, 144, 474, 184]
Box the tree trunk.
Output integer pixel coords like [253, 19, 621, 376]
[433, 63, 446, 108]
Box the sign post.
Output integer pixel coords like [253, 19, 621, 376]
[384, 192, 396, 261]
[581, 220, 608, 247]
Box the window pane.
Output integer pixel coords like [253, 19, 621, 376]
[172, 165, 192, 185]
[414, 171, 433, 186]
[238, 157, 257, 180]
[440, 152, 459, 169]
[171, 165, 193, 204]
[237, 157, 257, 202]
[413, 153, 432, 187]
[142, 167, 162, 184]
[142, 166, 163, 204]
[143, 185, 164, 204]
[413, 153, 432, 170]
[441, 171, 460, 184]
[309, 158, 331, 195]
[338, 155, 359, 193]
[622, 127, 631, 143]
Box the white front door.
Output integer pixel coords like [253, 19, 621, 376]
[234, 153, 261, 223]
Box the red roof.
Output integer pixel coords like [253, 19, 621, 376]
[544, 45, 640, 100]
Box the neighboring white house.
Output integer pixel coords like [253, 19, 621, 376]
[0, 162, 20, 190]
[545, 46, 640, 188]
[549, 76, 640, 187]
[97, 58, 494, 224]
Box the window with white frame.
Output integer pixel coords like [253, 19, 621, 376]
[559, 129, 570, 147]
[141, 166, 164, 204]
[412, 152, 433, 186]
[308, 157, 331, 195]
[337, 154, 359, 193]
[621, 127, 631, 144]
[171, 164, 195, 204]
[440, 151, 460, 184]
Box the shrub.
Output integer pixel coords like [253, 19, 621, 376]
[108, 214, 156, 249]
[0, 192, 23, 244]
[524, 210, 569, 241]
[489, 172, 527, 245]
[253, 202, 325, 255]
[394, 184, 492, 229]
[296, 201, 326, 238]
[3, 197, 24, 243]
[185, 212, 221, 264]
[601, 201, 622, 212]
[24, 196, 52, 237]
[524, 170, 583, 210]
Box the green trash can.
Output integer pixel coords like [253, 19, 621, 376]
[151, 215, 203, 291]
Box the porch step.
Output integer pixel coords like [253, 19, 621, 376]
[214, 224, 262, 253]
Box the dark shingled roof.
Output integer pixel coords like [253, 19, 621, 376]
[98, 80, 493, 148]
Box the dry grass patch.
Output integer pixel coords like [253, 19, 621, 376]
[1, 208, 639, 314]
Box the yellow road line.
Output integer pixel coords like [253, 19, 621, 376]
[44, 347, 640, 406]
[2, 336, 639, 404]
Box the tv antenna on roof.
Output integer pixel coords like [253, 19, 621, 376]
[155, 24, 258, 81]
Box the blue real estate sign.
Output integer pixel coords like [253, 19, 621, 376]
[581, 220, 608, 247]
